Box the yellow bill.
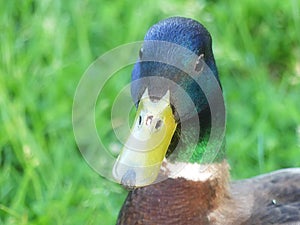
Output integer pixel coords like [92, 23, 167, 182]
[113, 89, 177, 187]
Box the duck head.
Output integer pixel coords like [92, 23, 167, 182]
[113, 17, 224, 187]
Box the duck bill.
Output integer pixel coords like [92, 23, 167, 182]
[113, 90, 177, 187]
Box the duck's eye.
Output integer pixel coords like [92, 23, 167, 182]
[155, 120, 163, 130]
[139, 47, 143, 59]
[194, 54, 204, 72]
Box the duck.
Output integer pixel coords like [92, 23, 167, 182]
[112, 17, 300, 225]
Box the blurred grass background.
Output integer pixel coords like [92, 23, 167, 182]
[1, 0, 300, 224]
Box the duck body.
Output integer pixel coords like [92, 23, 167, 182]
[118, 178, 218, 225]
[234, 168, 300, 225]
[117, 162, 230, 225]
[117, 164, 300, 225]
[113, 17, 300, 225]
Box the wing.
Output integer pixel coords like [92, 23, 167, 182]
[233, 168, 300, 225]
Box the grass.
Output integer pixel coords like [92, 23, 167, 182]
[0, 0, 299, 224]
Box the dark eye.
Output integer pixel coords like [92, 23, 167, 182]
[155, 120, 162, 130]
[138, 115, 142, 125]
[139, 47, 143, 59]
[194, 54, 204, 72]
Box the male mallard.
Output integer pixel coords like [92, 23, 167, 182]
[112, 17, 300, 225]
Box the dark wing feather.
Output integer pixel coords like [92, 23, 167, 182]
[233, 169, 300, 225]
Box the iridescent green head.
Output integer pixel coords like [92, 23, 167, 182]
[113, 17, 225, 187]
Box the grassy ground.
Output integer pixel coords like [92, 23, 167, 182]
[1, 0, 299, 224]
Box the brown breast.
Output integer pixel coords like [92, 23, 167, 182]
[116, 177, 221, 225]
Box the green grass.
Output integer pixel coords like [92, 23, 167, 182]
[1, 0, 299, 224]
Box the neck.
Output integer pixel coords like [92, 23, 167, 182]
[162, 159, 229, 183]
[167, 108, 226, 164]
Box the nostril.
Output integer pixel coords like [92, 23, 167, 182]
[121, 169, 136, 190]
[146, 115, 153, 126]
[155, 120, 162, 130]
